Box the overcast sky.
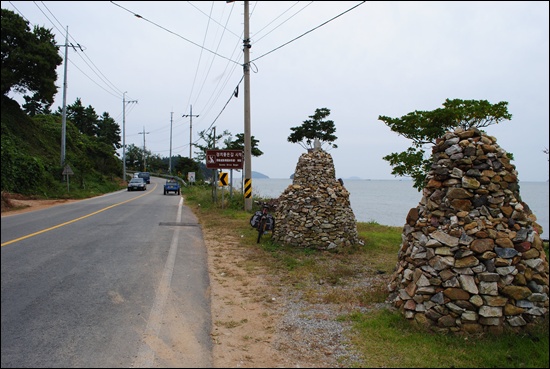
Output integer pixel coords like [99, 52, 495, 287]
[3, 1, 549, 181]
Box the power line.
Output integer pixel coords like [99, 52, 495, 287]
[195, 76, 243, 145]
[252, 1, 312, 44]
[35, 1, 123, 96]
[186, 0, 241, 39]
[110, 1, 241, 65]
[251, 1, 366, 63]
[189, 1, 239, 110]
[14, 2, 125, 100]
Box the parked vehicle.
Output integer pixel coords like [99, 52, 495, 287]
[164, 178, 181, 195]
[128, 177, 147, 191]
[138, 172, 151, 184]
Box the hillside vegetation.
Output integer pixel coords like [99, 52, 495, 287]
[1, 95, 124, 199]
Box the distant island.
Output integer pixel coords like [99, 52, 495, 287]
[252, 171, 269, 179]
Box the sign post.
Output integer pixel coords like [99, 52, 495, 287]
[62, 164, 74, 192]
[207, 150, 243, 203]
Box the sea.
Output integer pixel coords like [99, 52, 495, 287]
[229, 178, 549, 235]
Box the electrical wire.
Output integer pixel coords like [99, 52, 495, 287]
[194, 74, 244, 146]
[251, 1, 366, 63]
[34, 1, 125, 98]
[110, 1, 241, 66]
[252, 1, 312, 44]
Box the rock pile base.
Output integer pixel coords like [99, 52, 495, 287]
[272, 150, 359, 250]
[387, 127, 549, 334]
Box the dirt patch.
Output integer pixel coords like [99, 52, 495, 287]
[1, 192, 81, 215]
[206, 232, 291, 367]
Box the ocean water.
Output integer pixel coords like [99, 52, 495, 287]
[231, 178, 549, 235]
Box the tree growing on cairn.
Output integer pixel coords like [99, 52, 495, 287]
[287, 107, 338, 151]
[378, 99, 512, 190]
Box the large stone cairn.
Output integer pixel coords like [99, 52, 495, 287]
[387, 127, 549, 334]
[272, 150, 359, 250]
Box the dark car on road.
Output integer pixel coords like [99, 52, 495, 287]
[128, 177, 147, 191]
[137, 172, 151, 184]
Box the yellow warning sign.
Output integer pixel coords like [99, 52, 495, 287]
[219, 172, 228, 186]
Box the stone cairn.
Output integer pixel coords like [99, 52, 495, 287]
[387, 127, 549, 334]
[272, 149, 359, 250]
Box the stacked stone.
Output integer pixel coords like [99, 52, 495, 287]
[272, 150, 359, 250]
[387, 127, 549, 334]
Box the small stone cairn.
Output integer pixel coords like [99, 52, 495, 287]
[272, 149, 359, 250]
[387, 127, 549, 334]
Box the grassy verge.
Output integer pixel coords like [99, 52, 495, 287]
[183, 184, 549, 368]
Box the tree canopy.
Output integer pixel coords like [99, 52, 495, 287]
[378, 98, 512, 190]
[194, 128, 232, 161]
[1, 9, 62, 106]
[287, 107, 338, 150]
[58, 97, 99, 136]
[224, 133, 263, 157]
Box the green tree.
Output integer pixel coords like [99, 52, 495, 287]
[378, 98, 512, 190]
[224, 133, 263, 157]
[287, 107, 338, 150]
[146, 153, 164, 173]
[194, 128, 231, 161]
[58, 98, 99, 136]
[174, 157, 201, 180]
[96, 112, 121, 152]
[125, 143, 143, 171]
[22, 92, 53, 116]
[1, 9, 62, 105]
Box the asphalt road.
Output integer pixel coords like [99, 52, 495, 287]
[1, 177, 212, 368]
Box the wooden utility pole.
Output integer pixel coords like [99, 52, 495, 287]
[169, 111, 173, 174]
[182, 105, 199, 159]
[138, 127, 150, 172]
[123, 92, 137, 180]
[243, 0, 252, 211]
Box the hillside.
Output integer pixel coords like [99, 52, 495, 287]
[1, 95, 123, 198]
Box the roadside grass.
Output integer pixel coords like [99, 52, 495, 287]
[183, 184, 549, 368]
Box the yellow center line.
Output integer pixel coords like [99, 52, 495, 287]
[1, 184, 157, 247]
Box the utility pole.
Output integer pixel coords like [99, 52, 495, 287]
[56, 27, 84, 167]
[138, 127, 150, 172]
[226, 0, 252, 210]
[59, 27, 69, 167]
[169, 111, 173, 174]
[243, 0, 252, 211]
[122, 92, 137, 181]
[182, 105, 199, 159]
